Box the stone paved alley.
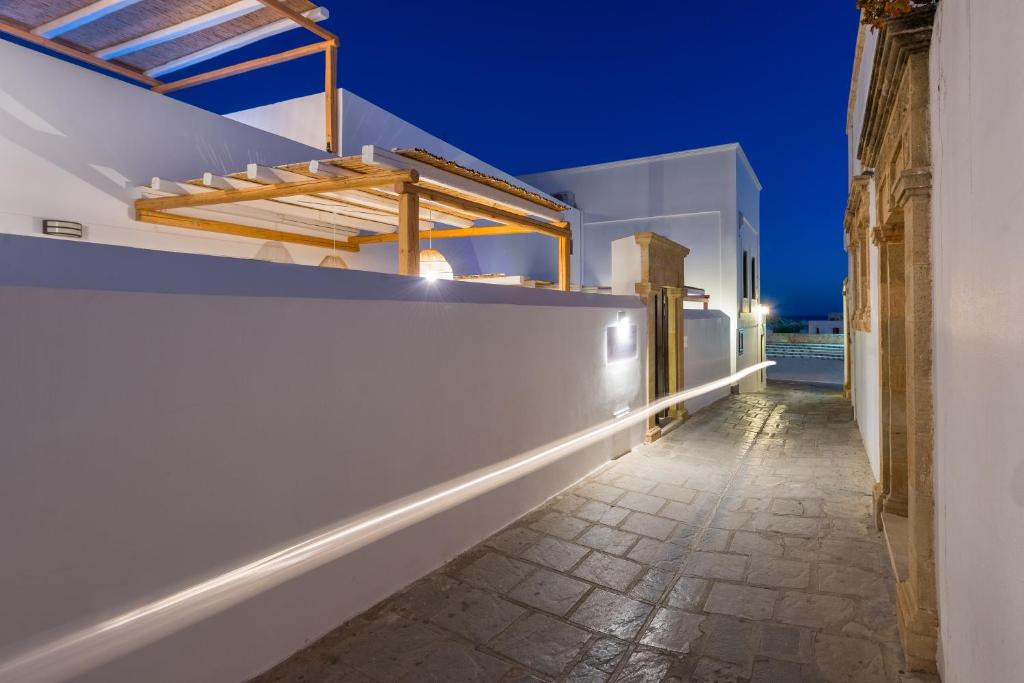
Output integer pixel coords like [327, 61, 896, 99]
[256, 385, 938, 682]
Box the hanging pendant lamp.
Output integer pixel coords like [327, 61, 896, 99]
[319, 254, 348, 269]
[420, 248, 453, 281]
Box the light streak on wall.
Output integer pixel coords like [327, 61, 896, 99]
[0, 361, 773, 683]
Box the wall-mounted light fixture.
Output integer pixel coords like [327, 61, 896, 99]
[42, 219, 83, 238]
[607, 310, 638, 364]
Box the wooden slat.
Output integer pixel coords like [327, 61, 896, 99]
[198, 172, 398, 232]
[0, 18, 159, 86]
[363, 145, 566, 222]
[145, 7, 329, 78]
[350, 225, 532, 245]
[136, 210, 360, 251]
[33, 0, 144, 39]
[93, 0, 264, 61]
[153, 41, 327, 94]
[135, 170, 418, 212]
[411, 186, 570, 238]
[255, 0, 337, 43]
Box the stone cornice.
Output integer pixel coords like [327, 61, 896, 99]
[857, 7, 936, 167]
[894, 167, 933, 206]
[634, 232, 690, 257]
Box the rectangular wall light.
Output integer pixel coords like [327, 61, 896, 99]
[42, 219, 83, 238]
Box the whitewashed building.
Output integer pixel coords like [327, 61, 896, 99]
[844, 1, 1024, 678]
[521, 147, 765, 392]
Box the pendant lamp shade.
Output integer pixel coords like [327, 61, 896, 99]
[319, 254, 348, 269]
[419, 248, 454, 281]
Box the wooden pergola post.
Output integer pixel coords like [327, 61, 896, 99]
[324, 42, 338, 154]
[557, 233, 571, 291]
[397, 183, 420, 275]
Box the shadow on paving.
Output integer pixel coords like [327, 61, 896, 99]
[255, 384, 939, 683]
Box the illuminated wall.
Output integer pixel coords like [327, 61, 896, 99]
[0, 234, 645, 683]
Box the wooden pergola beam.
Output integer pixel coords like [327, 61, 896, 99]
[135, 170, 418, 212]
[349, 224, 533, 245]
[137, 210, 360, 251]
[411, 186, 570, 239]
[154, 41, 328, 94]
[254, 0, 337, 44]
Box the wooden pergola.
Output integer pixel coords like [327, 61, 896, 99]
[135, 145, 573, 289]
[0, 0, 341, 151]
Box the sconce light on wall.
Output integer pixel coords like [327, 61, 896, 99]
[42, 219, 83, 238]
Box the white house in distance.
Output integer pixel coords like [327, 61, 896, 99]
[522, 148, 765, 391]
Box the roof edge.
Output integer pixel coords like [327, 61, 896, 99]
[523, 142, 762, 191]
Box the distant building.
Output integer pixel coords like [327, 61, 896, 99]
[807, 318, 844, 335]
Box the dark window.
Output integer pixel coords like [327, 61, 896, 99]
[742, 250, 749, 299]
[751, 257, 757, 300]
[833, 327, 841, 334]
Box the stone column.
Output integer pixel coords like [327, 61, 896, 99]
[876, 224, 909, 518]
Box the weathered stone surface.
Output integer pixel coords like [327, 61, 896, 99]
[457, 552, 533, 593]
[651, 482, 699, 503]
[729, 530, 784, 557]
[683, 551, 748, 581]
[666, 576, 708, 611]
[577, 482, 626, 504]
[759, 623, 812, 662]
[620, 512, 678, 540]
[747, 556, 811, 589]
[690, 657, 744, 682]
[573, 551, 644, 591]
[577, 525, 640, 556]
[818, 563, 890, 598]
[520, 535, 589, 572]
[627, 537, 688, 568]
[705, 583, 777, 621]
[700, 614, 757, 667]
[775, 591, 857, 629]
[485, 527, 540, 555]
[617, 491, 668, 514]
[617, 649, 674, 682]
[814, 633, 886, 682]
[578, 636, 629, 674]
[529, 512, 590, 541]
[508, 567, 589, 615]
[750, 655, 804, 683]
[639, 607, 704, 652]
[572, 589, 653, 639]
[575, 500, 631, 526]
[488, 612, 591, 676]
[630, 568, 675, 602]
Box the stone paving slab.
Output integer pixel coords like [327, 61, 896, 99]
[254, 384, 940, 683]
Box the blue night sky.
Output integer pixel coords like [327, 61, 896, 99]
[33, 1, 862, 316]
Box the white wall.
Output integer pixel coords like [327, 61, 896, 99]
[846, 32, 882, 481]
[0, 234, 646, 683]
[523, 145, 761, 381]
[0, 40, 350, 267]
[931, 1, 1024, 680]
[684, 309, 732, 413]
